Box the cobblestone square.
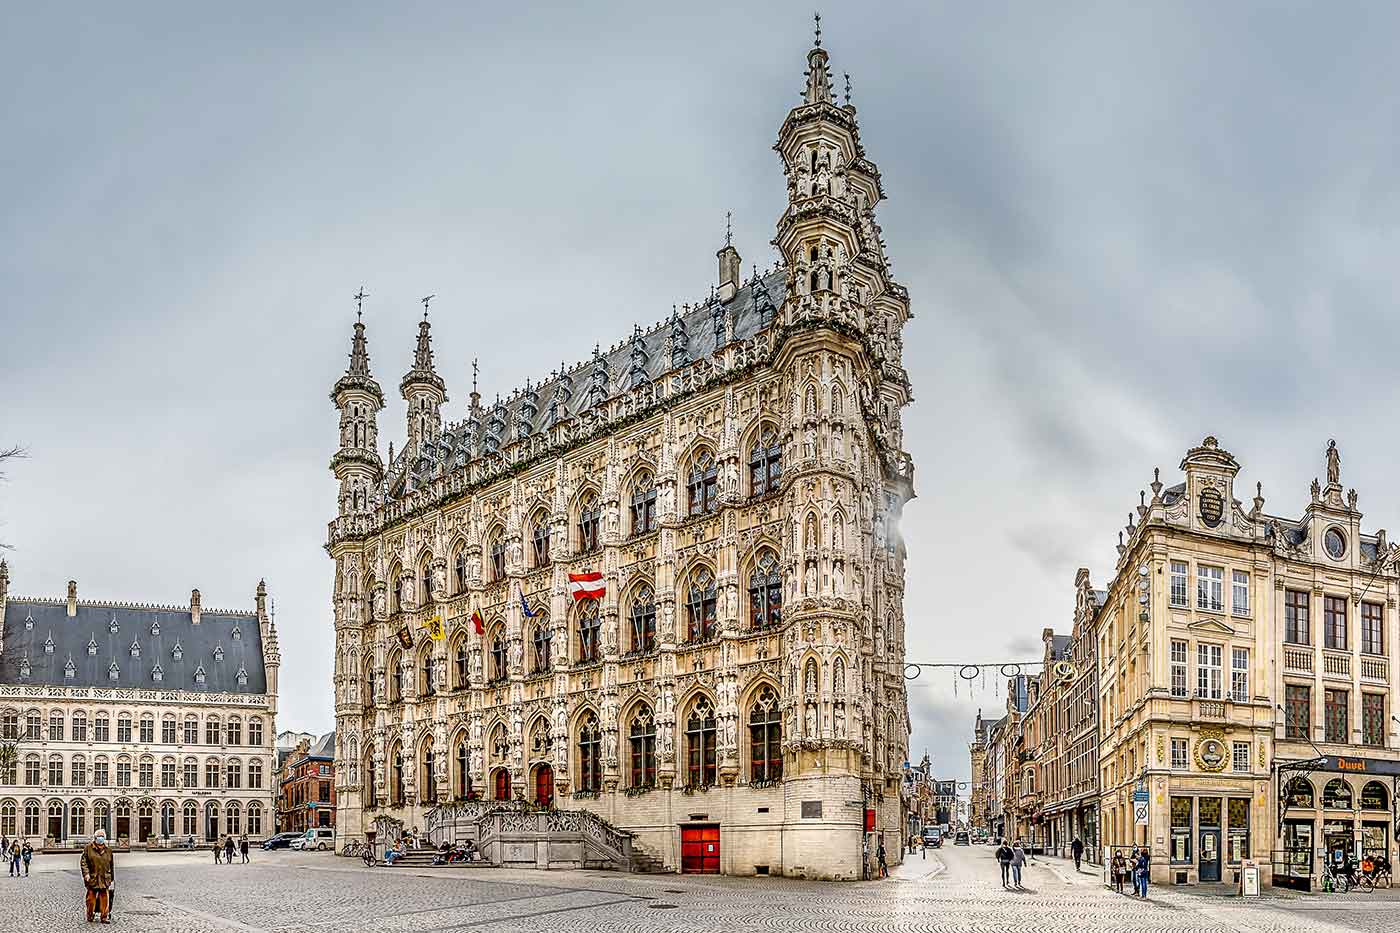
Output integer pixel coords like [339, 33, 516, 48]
[7, 845, 1400, 932]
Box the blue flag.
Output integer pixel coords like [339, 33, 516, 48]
[519, 586, 539, 618]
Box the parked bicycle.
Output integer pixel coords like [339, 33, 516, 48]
[342, 840, 365, 858]
[1362, 855, 1392, 890]
[1323, 862, 1354, 893]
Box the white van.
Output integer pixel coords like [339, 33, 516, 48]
[291, 827, 336, 851]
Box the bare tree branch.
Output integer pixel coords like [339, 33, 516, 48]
[0, 444, 27, 551]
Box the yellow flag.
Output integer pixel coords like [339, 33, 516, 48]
[426, 614, 445, 641]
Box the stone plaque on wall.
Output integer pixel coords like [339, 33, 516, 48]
[801, 800, 822, 819]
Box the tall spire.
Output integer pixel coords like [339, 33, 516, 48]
[803, 12, 834, 105]
[347, 319, 371, 376]
[401, 298, 447, 450]
[412, 314, 436, 374]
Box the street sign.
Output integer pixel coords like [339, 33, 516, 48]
[1133, 789, 1149, 826]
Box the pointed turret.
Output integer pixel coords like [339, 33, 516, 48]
[331, 291, 385, 517]
[400, 303, 448, 452]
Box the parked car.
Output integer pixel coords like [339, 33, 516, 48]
[261, 832, 300, 850]
[292, 827, 336, 851]
[953, 831, 970, 846]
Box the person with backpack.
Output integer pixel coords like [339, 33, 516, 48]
[1111, 850, 1127, 894]
[20, 840, 32, 876]
[1135, 847, 1151, 897]
[995, 839, 1013, 888]
[1010, 840, 1027, 889]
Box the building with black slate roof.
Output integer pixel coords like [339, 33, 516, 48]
[0, 562, 280, 848]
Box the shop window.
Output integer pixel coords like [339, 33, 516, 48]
[1360, 781, 1389, 811]
[1227, 798, 1250, 862]
[1284, 777, 1314, 809]
[1322, 779, 1353, 810]
[1170, 796, 1193, 863]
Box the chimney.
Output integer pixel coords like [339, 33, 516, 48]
[717, 241, 742, 304]
[67, 580, 78, 617]
[190, 588, 202, 625]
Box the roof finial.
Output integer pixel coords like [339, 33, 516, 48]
[353, 285, 368, 322]
[843, 72, 851, 106]
[813, 10, 822, 48]
[725, 210, 733, 247]
[471, 358, 479, 395]
[420, 294, 435, 319]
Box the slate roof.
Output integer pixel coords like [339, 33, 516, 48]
[394, 267, 786, 493]
[1049, 634, 1072, 659]
[306, 730, 335, 761]
[1, 599, 267, 694]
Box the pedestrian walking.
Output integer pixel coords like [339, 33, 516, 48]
[1111, 850, 1126, 894]
[1071, 836, 1084, 872]
[224, 836, 235, 865]
[920, 837, 926, 861]
[80, 829, 116, 924]
[1135, 847, 1151, 898]
[240, 835, 250, 864]
[21, 840, 32, 876]
[1010, 840, 1027, 889]
[995, 839, 1013, 888]
[213, 840, 222, 864]
[8, 840, 19, 877]
[877, 841, 889, 879]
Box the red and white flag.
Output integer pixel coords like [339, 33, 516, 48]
[568, 571, 605, 601]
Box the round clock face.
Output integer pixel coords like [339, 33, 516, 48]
[1325, 527, 1347, 560]
[1199, 489, 1224, 527]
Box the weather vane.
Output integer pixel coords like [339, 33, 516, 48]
[471, 358, 479, 394]
[420, 294, 435, 318]
[844, 73, 851, 106]
[353, 286, 368, 320]
[813, 11, 822, 48]
[725, 210, 733, 247]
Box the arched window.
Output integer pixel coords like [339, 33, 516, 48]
[749, 687, 782, 781]
[454, 638, 469, 689]
[421, 740, 437, 803]
[628, 707, 656, 789]
[489, 631, 507, 683]
[578, 603, 601, 663]
[225, 717, 242, 746]
[388, 651, 404, 701]
[391, 563, 404, 613]
[249, 758, 263, 789]
[391, 743, 405, 804]
[686, 699, 717, 787]
[225, 801, 240, 836]
[455, 735, 471, 799]
[687, 451, 718, 516]
[530, 719, 552, 758]
[364, 749, 378, 808]
[749, 551, 782, 629]
[47, 801, 63, 839]
[1361, 781, 1389, 811]
[160, 801, 174, 836]
[0, 802, 13, 837]
[531, 511, 551, 568]
[420, 561, 433, 606]
[453, 547, 468, 594]
[490, 725, 509, 765]
[182, 801, 197, 836]
[23, 801, 40, 837]
[203, 802, 219, 842]
[70, 800, 87, 836]
[629, 585, 656, 652]
[1323, 779, 1353, 810]
[532, 623, 552, 673]
[363, 659, 377, 706]
[749, 426, 782, 496]
[226, 759, 242, 789]
[489, 535, 506, 582]
[71, 711, 87, 742]
[246, 802, 263, 836]
[631, 472, 657, 536]
[420, 649, 435, 695]
[686, 569, 718, 642]
[48, 711, 64, 741]
[578, 713, 601, 792]
[577, 492, 601, 553]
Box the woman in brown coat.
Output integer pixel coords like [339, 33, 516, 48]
[80, 829, 116, 923]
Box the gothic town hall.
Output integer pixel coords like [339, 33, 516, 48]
[326, 30, 914, 879]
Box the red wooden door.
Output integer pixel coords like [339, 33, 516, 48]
[493, 769, 511, 801]
[681, 825, 720, 874]
[534, 765, 554, 807]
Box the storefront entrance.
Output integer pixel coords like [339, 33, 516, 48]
[681, 825, 720, 874]
[1199, 829, 1221, 882]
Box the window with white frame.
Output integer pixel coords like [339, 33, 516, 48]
[1197, 643, 1223, 699]
[1170, 561, 1189, 607]
[1231, 648, 1249, 702]
[1170, 640, 1188, 698]
[1232, 570, 1250, 616]
[1171, 737, 1188, 770]
[1232, 742, 1250, 773]
[1197, 565, 1224, 612]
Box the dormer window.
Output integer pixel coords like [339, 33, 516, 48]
[151, 663, 164, 683]
[130, 639, 141, 659]
[236, 667, 248, 687]
[43, 633, 55, 655]
[172, 642, 183, 661]
[108, 661, 120, 681]
[150, 620, 160, 637]
[64, 656, 76, 679]
[24, 613, 34, 631]
[87, 635, 98, 656]
[231, 625, 241, 641]
[109, 614, 119, 635]
[193, 664, 206, 685]
[213, 645, 224, 662]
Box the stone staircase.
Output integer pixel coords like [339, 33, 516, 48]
[629, 840, 668, 874]
[424, 801, 635, 872]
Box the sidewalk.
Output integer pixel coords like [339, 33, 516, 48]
[1025, 851, 1102, 889]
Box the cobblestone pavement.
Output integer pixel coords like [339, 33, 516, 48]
[3, 844, 1400, 931]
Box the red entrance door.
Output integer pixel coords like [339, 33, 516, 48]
[681, 825, 720, 874]
[493, 769, 511, 801]
[534, 765, 554, 808]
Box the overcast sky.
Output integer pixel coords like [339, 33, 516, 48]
[6, 2, 1400, 784]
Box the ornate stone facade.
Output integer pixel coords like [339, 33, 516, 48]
[326, 29, 914, 880]
[0, 566, 280, 849]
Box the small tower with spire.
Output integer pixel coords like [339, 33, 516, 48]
[400, 297, 447, 454]
[331, 288, 385, 517]
[717, 211, 742, 302]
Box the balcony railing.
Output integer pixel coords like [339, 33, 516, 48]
[1322, 651, 1351, 679]
[1361, 655, 1388, 683]
[1283, 646, 1313, 674]
[1198, 700, 1226, 720]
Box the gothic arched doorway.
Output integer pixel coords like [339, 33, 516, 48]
[533, 764, 554, 808]
[492, 768, 511, 801]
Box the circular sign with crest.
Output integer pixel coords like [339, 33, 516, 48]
[1199, 488, 1224, 527]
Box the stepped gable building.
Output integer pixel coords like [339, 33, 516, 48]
[326, 25, 915, 879]
[1097, 436, 1400, 889]
[0, 564, 280, 848]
